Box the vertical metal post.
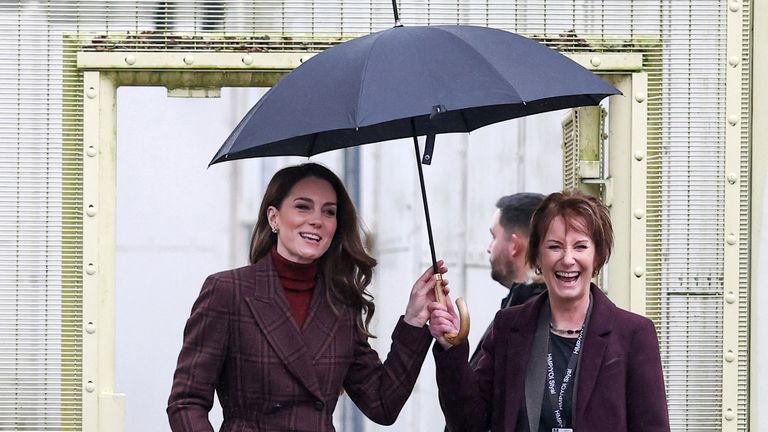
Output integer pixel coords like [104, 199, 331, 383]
[81, 70, 100, 432]
[722, 0, 745, 428]
[340, 146, 364, 430]
[82, 70, 125, 432]
[628, 73, 648, 316]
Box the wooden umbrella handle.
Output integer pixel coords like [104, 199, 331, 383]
[434, 274, 470, 345]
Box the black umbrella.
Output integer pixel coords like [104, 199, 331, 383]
[210, 12, 620, 345]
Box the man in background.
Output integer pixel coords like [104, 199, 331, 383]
[470, 192, 547, 368]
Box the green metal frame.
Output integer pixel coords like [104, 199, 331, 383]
[723, 0, 746, 429]
[73, 49, 642, 431]
[601, 72, 649, 315]
[76, 50, 306, 432]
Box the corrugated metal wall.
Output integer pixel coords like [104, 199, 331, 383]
[0, 1, 751, 430]
[654, 1, 727, 428]
[1, 3, 81, 430]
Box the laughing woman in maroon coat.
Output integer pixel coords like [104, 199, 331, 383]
[168, 163, 443, 432]
[429, 190, 670, 432]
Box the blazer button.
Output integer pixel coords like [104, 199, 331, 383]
[313, 401, 324, 411]
[268, 403, 283, 414]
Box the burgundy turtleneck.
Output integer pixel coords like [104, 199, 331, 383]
[271, 246, 318, 329]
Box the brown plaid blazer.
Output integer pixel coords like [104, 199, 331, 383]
[167, 255, 433, 432]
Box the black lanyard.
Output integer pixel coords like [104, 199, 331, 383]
[545, 328, 584, 429]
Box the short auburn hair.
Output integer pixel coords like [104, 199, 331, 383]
[526, 190, 613, 276]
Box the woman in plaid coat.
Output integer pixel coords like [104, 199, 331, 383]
[168, 163, 441, 431]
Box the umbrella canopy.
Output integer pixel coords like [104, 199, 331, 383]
[210, 25, 620, 165]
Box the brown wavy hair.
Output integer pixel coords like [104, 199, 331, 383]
[250, 163, 377, 337]
[526, 190, 613, 277]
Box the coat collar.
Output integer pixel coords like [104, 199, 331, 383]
[511, 284, 617, 430]
[573, 284, 616, 423]
[242, 254, 343, 401]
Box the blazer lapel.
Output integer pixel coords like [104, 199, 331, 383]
[524, 298, 550, 432]
[574, 285, 614, 423]
[243, 256, 323, 401]
[300, 277, 343, 362]
[494, 293, 545, 431]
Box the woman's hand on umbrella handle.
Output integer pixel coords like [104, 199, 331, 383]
[428, 296, 461, 350]
[434, 276, 470, 346]
[404, 260, 448, 327]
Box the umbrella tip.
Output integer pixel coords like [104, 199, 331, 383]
[390, 0, 403, 27]
[207, 153, 226, 167]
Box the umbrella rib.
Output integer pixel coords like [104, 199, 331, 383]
[355, 31, 386, 127]
[306, 132, 318, 156]
[432, 26, 527, 105]
[459, 109, 471, 131]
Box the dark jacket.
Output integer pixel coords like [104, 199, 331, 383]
[168, 254, 433, 431]
[469, 282, 547, 368]
[435, 284, 670, 432]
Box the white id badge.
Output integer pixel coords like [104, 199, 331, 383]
[552, 429, 573, 432]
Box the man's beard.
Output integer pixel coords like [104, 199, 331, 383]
[490, 260, 514, 287]
[490, 268, 504, 284]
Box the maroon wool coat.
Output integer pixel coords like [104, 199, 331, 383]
[435, 285, 670, 432]
[167, 255, 432, 432]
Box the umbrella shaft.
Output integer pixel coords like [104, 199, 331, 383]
[411, 120, 439, 275]
[391, 0, 401, 26]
